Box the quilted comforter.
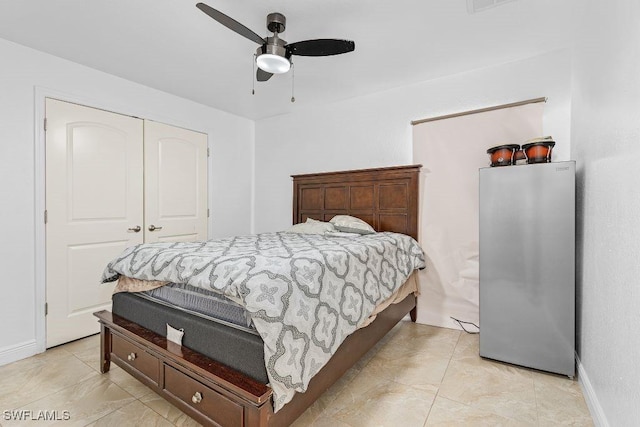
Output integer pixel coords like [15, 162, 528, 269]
[102, 231, 425, 411]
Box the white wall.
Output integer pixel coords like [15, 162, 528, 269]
[0, 38, 254, 365]
[571, 1, 640, 425]
[254, 49, 573, 233]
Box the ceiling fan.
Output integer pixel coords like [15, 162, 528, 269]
[196, 2, 355, 82]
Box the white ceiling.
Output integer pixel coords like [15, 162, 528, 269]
[0, 0, 574, 120]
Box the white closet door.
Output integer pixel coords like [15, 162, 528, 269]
[45, 98, 144, 347]
[144, 120, 208, 243]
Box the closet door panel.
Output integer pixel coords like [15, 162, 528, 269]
[45, 98, 144, 347]
[144, 120, 208, 243]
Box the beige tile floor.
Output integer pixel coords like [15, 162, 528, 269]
[0, 321, 593, 426]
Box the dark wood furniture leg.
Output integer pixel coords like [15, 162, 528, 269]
[410, 301, 418, 322]
[100, 323, 111, 373]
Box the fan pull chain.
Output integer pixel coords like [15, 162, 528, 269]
[252, 54, 256, 95]
[290, 61, 295, 103]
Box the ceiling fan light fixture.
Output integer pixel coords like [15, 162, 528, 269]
[197, 3, 355, 82]
[256, 54, 290, 74]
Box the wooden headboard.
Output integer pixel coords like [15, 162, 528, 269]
[292, 165, 421, 240]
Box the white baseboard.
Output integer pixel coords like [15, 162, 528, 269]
[416, 312, 460, 330]
[416, 310, 478, 332]
[576, 354, 609, 427]
[0, 340, 38, 367]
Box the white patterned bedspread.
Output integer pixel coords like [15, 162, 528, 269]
[102, 231, 425, 411]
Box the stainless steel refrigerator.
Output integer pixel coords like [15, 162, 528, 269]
[479, 161, 575, 377]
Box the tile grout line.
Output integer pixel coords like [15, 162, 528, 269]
[7, 374, 132, 425]
[422, 330, 462, 427]
[57, 339, 138, 427]
[136, 396, 176, 426]
[3, 353, 89, 412]
[85, 378, 137, 426]
[136, 393, 188, 427]
[93, 365, 177, 426]
[80, 400, 130, 427]
[68, 339, 191, 426]
[70, 351, 100, 374]
[305, 339, 389, 426]
[531, 373, 541, 427]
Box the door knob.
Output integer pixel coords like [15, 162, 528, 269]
[148, 224, 163, 232]
[127, 226, 141, 232]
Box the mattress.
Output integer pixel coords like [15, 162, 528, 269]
[112, 291, 269, 383]
[111, 271, 418, 387]
[140, 282, 255, 333]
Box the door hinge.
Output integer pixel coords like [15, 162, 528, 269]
[45, 302, 48, 316]
[44, 210, 48, 224]
[207, 208, 210, 218]
[44, 118, 47, 131]
[207, 147, 210, 157]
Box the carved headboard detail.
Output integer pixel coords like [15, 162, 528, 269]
[292, 165, 421, 240]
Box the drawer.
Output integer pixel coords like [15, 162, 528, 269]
[164, 365, 243, 427]
[112, 334, 160, 384]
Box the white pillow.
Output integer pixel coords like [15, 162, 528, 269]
[285, 219, 336, 235]
[329, 215, 376, 235]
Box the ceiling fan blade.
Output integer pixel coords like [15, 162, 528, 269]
[287, 39, 355, 57]
[196, 3, 265, 45]
[257, 68, 273, 82]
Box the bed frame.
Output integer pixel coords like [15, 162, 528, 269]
[95, 164, 421, 427]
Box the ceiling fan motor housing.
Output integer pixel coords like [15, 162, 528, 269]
[258, 35, 288, 57]
[267, 12, 286, 33]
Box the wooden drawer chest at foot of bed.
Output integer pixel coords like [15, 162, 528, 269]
[95, 292, 416, 427]
[95, 311, 273, 427]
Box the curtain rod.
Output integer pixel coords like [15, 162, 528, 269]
[410, 97, 547, 126]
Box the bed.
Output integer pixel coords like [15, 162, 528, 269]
[94, 164, 422, 427]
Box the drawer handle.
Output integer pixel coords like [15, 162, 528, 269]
[127, 352, 137, 361]
[192, 392, 203, 404]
